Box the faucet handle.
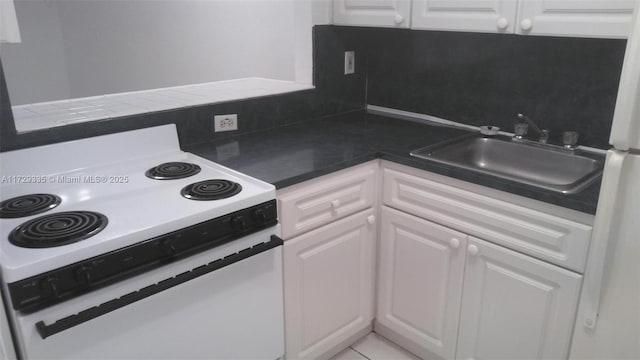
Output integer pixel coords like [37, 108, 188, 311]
[540, 129, 550, 143]
[562, 131, 579, 149]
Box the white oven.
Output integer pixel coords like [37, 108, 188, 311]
[8, 227, 284, 359]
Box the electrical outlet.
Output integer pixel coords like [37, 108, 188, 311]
[344, 51, 355, 75]
[213, 114, 238, 132]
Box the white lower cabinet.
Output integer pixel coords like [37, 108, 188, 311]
[283, 209, 376, 359]
[280, 162, 591, 360]
[376, 206, 583, 360]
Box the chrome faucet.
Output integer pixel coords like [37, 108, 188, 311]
[516, 113, 549, 143]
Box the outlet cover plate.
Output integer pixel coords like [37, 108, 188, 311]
[214, 114, 238, 132]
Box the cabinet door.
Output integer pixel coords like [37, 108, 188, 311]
[283, 209, 376, 360]
[517, 0, 636, 38]
[377, 206, 467, 360]
[333, 0, 411, 28]
[411, 0, 518, 33]
[457, 237, 582, 360]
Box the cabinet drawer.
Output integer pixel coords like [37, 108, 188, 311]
[278, 161, 378, 239]
[382, 166, 592, 272]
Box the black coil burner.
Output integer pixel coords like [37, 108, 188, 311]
[145, 162, 201, 180]
[9, 211, 108, 248]
[0, 194, 61, 218]
[181, 179, 242, 201]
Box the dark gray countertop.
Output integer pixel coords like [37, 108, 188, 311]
[185, 111, 600, 214]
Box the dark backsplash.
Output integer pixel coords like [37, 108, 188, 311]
[315, 25, 626, 149]
[1, 25, 626, 151]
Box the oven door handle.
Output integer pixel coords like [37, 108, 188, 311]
[35, 235, 283, 340]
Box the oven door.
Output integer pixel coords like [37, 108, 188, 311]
[11, 227, 284, 359]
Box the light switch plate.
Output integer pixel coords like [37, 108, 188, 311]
[344, 51, 355, 75]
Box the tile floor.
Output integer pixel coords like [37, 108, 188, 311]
[331, 333, 419, 360]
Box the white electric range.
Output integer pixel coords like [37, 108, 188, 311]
[0, 124, 284, 359]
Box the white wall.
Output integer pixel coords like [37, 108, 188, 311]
[0, 0, 72, 105]
[294, 0, 333, 84]
[1, 0, 297, 105]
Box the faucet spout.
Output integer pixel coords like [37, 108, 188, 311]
[517, 113, 548, 142]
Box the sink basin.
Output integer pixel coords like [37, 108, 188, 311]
[410, 134, 604, 194]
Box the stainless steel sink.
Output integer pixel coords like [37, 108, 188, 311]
[410, 134, 604, 194]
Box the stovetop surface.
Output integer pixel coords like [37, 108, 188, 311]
[0, 125, 275, 283]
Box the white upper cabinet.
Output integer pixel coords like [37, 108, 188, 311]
[412, 0, 518, 33]
[517, 0, 636, 38]
[337, 0, 636, 37]
[333, 0, 412, 28]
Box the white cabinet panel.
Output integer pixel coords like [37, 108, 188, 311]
[457, 237, 582, 360]
[278, 161, 377, 239]
[376, 206, 466, 360]
[412, 0, 518, 33]
[283, 209, 376, 360]
[333, 0, 412, 28]
[382, 165, 592, 272]
[517, 0, 636, 38]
